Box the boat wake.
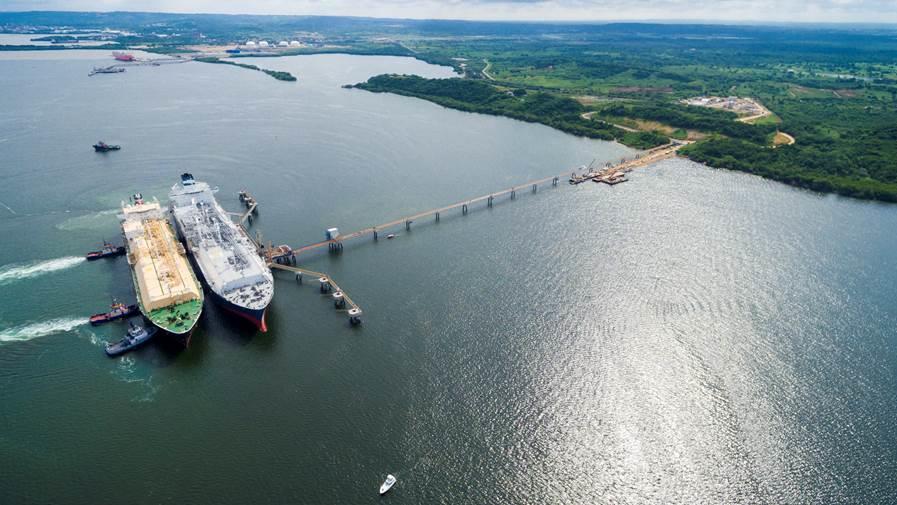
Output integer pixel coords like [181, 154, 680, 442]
[0, 256, 85, 286]
[111, 355, 160, 402]
[55, 208, 118, 231]
[85, 331, 107, 348]
[0, 199, 16, 215]
[0, 317, 87, 343]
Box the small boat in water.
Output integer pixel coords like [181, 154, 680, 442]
[88, 66, 125, 76]
[90, 300, 139, 325]
[93, 141, 121, 152]
[86, 240, 126, 260]
[105, 321, 156, 357]
[379, 474, 396, 495]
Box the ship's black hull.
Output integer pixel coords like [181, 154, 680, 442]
[152, 323, 196, 348]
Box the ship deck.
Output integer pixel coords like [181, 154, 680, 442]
[147, 299, 203, 334]
[170, 180, 273, 307]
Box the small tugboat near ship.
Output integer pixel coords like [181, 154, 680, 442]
[86, 240, 125, 260]
[89, 300, 138, 325]
[105, 321, 157, 357]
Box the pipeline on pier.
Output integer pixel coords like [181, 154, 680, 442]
[287, 142, 682, 259]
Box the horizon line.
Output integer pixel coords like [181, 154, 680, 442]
[2, 10, 897, 27]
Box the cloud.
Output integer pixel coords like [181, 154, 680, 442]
[2, 0, 897, 23]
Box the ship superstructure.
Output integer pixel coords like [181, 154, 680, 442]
[119, 193, 203, 344]
[169, 174, 274, 331]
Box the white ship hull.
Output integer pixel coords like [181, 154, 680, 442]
[169, 174, 274, 332]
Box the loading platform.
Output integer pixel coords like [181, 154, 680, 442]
[238, 190, 258, 225]
[268, 262, 363, 325]
[570, 141, 681, 185]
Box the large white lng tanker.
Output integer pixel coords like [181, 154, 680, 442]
[169, 173, 274, 331]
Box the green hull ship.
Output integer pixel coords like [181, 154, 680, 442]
[120, 193, 204, 345]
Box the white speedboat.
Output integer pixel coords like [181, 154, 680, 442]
[379, 474, 396, 495]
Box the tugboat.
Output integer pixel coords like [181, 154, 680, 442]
[89, 299, 139, 325]
[93, 141, 121, 152]
[86, 240, 126, 260]
[105, 320, 157, 357]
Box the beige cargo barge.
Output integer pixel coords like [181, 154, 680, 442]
[119, 195, 203, 337]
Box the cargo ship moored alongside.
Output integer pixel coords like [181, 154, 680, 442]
[119, 193, 204, 346]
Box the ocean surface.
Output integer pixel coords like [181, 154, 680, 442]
[1, 51, 895, 505]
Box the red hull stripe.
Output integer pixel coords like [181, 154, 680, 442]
[219, 303, 268, 333]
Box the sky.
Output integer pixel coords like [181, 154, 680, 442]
[3, 0, 897, 23]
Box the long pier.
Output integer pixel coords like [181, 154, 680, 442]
[113, 57, 190, 69]
[286, 142, 683, 258]
[248, 141, 682, 326]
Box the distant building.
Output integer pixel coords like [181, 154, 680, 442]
[245, 40, 257, 47]
[277, 40, 288, 47]
[258, 40, 270, 48]
[289, 40, 301, 47]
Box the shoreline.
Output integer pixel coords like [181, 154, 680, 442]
[4, 43, 892, 203]
[356, 83, 896, 203]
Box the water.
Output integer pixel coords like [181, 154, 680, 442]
[1, 52, 896, 504]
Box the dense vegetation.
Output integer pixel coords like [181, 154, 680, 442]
[4, 11, 897, 200]
[354, 75, 669, 149]
[195, 57, 296, 81]
[682, 137, 897, 201]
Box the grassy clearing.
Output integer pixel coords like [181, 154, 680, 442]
[745, 112, 782, 126]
